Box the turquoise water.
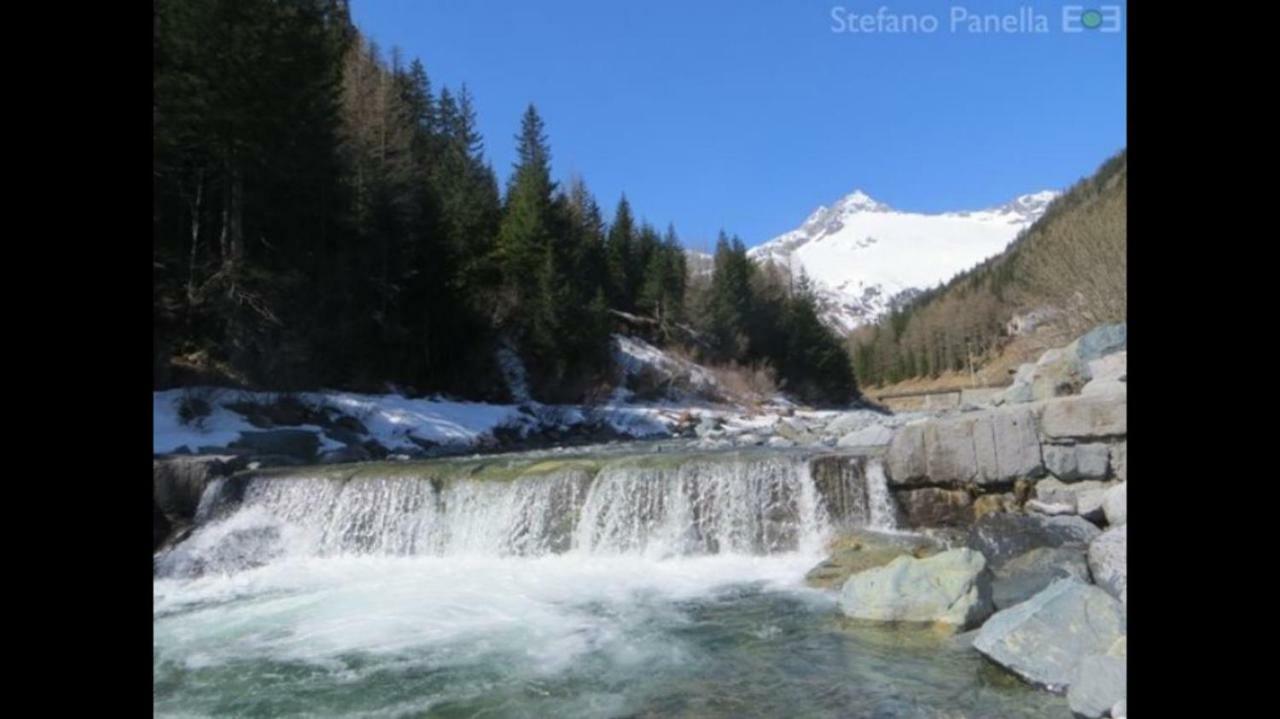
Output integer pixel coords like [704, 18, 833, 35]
[153, 554, 1069, 718]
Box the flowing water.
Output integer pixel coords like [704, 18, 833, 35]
[154, 448, 1070, 718]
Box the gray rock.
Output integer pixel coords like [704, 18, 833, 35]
[886, 407, 1042, 486]
[1039, 392, 1127, 440]
[837, 423, 894, 448]
[1068, 654, 1127, 718]
[805, 530, 942, 589]
[766, 436, 795, 448]
[825, 411, 875, 437]
[230, 429, 321, 462]
[153, 455, 246, 521]
[1076, 486, 1111, 524]
[1081, 352, 1127, 397]
[1112, 699, 1127, 718]
[989, 406, 1044, 480]
[973, 579, 1125, 691]
[838, 548, 994, 630]
[966, 513, 1101, 570]
[1043, 443, 1110, 481]
[886, 422, 928, 483]
[1034, 478, 1114, 523]
[922, 414, 983, 483]
[1103, 483, 1127, 526]
[775, 418, 816, 444]
[1088, 525, 1127, 603]
[1026, 499, 1075, 516]
[1110, 442, 1127, 482]
[323, 426, 366, 447]
[1029, 348, 1092, 400]
[735, 433, 763, 446]
[894, 487, 973, 528]
[1086, 351, 1127, 383]
[319, 445, 372, 464]
[1035, 477, 1107, 506]
[1070, 323, 1127, 362]
[695, 415, 725, 438]
[153, 496, 172, 551]
[991, 546, 1090, 610]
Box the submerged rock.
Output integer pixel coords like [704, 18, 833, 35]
[838, 548, 994, 630]
[990, 546, 1090, 610]
[972, 579, 1125, 691]
[1068, 654, 1127, 719]
[805, 531, 941, 589]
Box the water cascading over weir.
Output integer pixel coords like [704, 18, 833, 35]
[155, 450, 898, 577]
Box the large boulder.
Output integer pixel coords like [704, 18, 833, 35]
[1081, 351, 1127, 397]
[1069, 323, 1127, 363]
[1039, 392, 1127, 441]
[805, 530, 941, 589]
[966, 513, 1101, 570]
[1033, 478, 1115, 523]
[824, 411, 875, 438]
[776, 418, 818, 445]
[1104, 483, 1127, 526]
[837, 423, 894, 449]
[886, 406, 1042, 486]
[838, 548, 994, 630]
[1088, 525, 1127, 603]
[1068, 653, 1127, 719]
[1042, 443, 1110, 481]
[894, 487, 973, 528]
[153, 454, 246, 520]
[972, 579, 1125, 691]
[229, 429, 321, 462]
[990, 546, 1090, 610]
[153, 497, 171, 551]
[1029, 348, 1092, 400]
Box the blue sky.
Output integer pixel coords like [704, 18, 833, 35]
[351, 0, 1126, 251]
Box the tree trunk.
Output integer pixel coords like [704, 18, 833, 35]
[187, 170, 203, 305]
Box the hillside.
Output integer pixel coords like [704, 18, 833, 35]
[850, 150, 1127, 389]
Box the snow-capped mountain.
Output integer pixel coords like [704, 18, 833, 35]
[749, 188, 1058, 333]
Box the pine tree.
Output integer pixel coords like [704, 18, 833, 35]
[496, 104, 555, 308]
[605, 195, 635, 311]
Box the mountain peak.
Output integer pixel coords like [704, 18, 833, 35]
[999, 190, 1058, 218]
[836, 189, 890, 214]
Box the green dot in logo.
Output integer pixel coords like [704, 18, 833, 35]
[1081, 9, 1103, 29]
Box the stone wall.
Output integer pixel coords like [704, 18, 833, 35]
[885, 387, 1126, 528]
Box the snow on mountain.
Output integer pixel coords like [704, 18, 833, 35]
[748, 188, 1058, 333]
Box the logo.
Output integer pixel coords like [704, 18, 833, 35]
[1062, 6, 1122, 32]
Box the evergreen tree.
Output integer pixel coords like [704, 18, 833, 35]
[605, 195, 635, 310]
[496, 104, 555, 310]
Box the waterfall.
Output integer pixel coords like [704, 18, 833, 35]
[156, 451, 895, 577]
[864, 459, 900, 532]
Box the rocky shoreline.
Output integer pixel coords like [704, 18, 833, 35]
[153, 323, 1127, 717]
[807, 323, 1128, 718]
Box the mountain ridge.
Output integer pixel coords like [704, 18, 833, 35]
[744, 188, 1059, 332]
